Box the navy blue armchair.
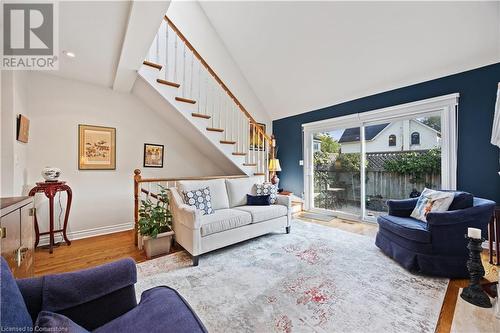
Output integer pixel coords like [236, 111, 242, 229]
[0, 257, 207, 332]
[375, 192, 495, 278]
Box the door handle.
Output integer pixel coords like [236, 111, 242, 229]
[0, 227, 5, 238]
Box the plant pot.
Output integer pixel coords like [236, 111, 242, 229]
[142, 230, 174, 259]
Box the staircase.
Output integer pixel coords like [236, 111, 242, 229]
[136, 16, 272, 178]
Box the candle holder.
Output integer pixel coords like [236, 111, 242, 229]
[460, 236, 492, 308]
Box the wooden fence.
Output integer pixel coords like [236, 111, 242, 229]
[314, 169, 441, 203]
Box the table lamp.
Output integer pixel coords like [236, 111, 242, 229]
[269, 158, 281, 187]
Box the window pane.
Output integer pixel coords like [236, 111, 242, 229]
[364, 114, 442, 219]
[313, 129, 361, 217]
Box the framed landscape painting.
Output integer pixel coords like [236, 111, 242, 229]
[143, 143, 164, 168]
[78, 125, 116, 170]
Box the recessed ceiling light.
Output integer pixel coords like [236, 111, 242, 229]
[63, 51, 76, 58]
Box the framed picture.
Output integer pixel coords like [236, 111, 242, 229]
[143, 143, 164, 168]
[250, 122, 266, 151]
[16, 115, 30, 143]
[78, 125, 116, 170]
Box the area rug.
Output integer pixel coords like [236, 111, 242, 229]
[136, 220, 448, 333]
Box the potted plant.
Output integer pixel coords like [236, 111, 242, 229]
[138, 185, 174, 258]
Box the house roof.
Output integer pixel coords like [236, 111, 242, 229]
[338, 123, 389, 143]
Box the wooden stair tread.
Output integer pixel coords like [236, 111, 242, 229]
[206, 127, 224, 132]
[232, 152, 246, 156]
[176, 97, 196, 104]
[243, 163, 257, 166]
[254, 173, 266, 176]
[156, 79, 180, 88]
[191, 113, 210, 119]
[220, 140, 236, 145]
[143, 60, 162, 70]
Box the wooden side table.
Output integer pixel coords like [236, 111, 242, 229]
[488, 205, 500, 265]
[29, 181, 72, 253]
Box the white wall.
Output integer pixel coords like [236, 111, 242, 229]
[166, 1, 272, 133]
[1, 71, 30, 197]
[25, 72, 226, 240]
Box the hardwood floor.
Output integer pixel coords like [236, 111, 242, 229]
[34, 217, 498, 333]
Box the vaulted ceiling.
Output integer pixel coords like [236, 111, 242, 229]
[200, 1, 500, 120]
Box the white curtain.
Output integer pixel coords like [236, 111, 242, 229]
[492, 83, 500, 147]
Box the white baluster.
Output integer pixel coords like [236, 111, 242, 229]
[190, 52, 194, 98]
[165, 24, 169, 81]
[198, 61, 201, 114]
[204, 72, 209, 116]
[173, 32, 178, 83]
[182, 43, 186, 96]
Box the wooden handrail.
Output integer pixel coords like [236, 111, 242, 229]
[164, 15, 271, 142]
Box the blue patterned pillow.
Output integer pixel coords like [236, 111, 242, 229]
[183, 187, 214, 215]
[255, 183, 277, 204]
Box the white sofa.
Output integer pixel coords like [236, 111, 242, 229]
[168, 176, 292, 265]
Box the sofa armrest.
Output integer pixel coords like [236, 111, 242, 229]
[426, 202, 494, 255]
[387, 198, 418, 217]
[427, 202, 495, 227]
[168, 188, 201, 230]
[276, 194, 291, 208]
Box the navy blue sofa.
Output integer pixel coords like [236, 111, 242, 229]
[375, 192, 495, 278]
[0, 257, 207, 332]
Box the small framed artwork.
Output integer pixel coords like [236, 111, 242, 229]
[250, 122, 266, 151]
[17, 115, 30, 143]
[143, 143, 164, 168]
[78, 124, 116, 170]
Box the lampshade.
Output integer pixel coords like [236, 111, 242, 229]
[268, 158, 281, 172]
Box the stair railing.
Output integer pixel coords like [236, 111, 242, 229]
[145, 15, 271, 176]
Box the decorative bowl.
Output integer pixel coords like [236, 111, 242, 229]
[41, 167, 61, 182]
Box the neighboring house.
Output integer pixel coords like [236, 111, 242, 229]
[313, 136, 322, 152]
[339, 119, 441, 153]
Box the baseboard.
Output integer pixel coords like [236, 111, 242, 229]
[38, 222, 134, 246]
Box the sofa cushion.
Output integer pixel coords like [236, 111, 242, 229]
[255, 182, 278, 204]
[448, 191, 474, 211]
[94, 287, 206, 333]
[0, 258, 33, 330]
[234, 205, 288, 223]
[377, 215, 431, 243]
[225, 176, 265, 207]
[178, 179, 229, 210]
[183, 187, 214, 215]
[410, 188, 454, 222]
[200, 209, 252, 237]
[247, 194, 270, 206]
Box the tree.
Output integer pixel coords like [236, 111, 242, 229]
[418, 116, 441, 132]
[317, 133, 341, 154]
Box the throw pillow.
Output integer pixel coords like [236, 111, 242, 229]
[183, 187, 214, 215]
[35, 311, 89, 333]
[247, 194, 271, 206]
[410, 188, 455, 222]
[255, 183, 277, 204]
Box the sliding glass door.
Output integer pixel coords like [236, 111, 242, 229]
[312, 128, 361, 219]
[303, 94, 458, 223]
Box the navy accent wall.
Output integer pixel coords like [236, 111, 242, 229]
[273, 63, 500, 203]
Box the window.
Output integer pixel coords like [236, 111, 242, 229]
[388, 134, 396, 146]
[411, 132, 420, 145]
